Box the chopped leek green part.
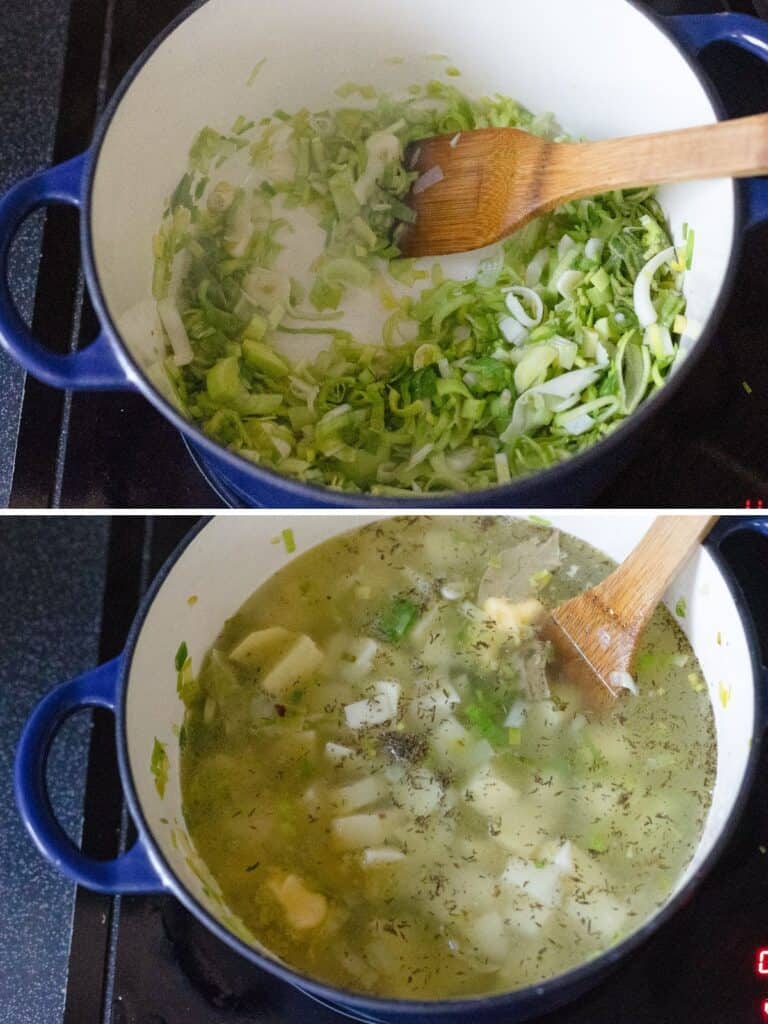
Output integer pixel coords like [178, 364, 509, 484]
[155, 79, 688, 494]
[282, 528, 296, 554]
[151, 739, 169, 798]
[675, 598, 687, 619]
[175, 641, 188, 672]
[375, 597, 420, 643]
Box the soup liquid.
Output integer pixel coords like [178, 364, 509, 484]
[180, 517, 716, 998]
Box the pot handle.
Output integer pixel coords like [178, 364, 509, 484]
[14, 657, 166, 894]
[707, 517, 768, 720]
[0, 152, 133, 390]
[664, 12, 768, 229]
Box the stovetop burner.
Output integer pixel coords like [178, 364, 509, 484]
[59, 516, 768, 1024]
[2, 0, 768, 509]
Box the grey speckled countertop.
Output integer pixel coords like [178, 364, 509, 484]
[0, 1, 72, 505]
[0, 518, 109, 1024]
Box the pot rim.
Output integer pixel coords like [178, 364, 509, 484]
[115, 514, 766, 1015]
[80, 0, 743, 508]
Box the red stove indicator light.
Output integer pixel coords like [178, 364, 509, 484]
[762, 997, 768, 1021]
[757, 948, 768, 976]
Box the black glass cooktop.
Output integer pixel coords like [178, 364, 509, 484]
[59, 515, 768, 1024]
[1, 0, 767, 508]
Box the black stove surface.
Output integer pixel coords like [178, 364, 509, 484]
[2, 0, 768, 508]
[65, 515, 768, 1024]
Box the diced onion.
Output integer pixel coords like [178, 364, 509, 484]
[633, 246, 676, 327]
[504, 287, 544, 328]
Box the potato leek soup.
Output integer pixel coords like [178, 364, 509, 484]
[177, 518, 715, 998]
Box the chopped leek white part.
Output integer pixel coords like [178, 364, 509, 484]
[501, 367, 602, 442]
[585, 237, 604, 260]
[449, 132, 462, 148]
[556, 269, 584, 300]
[643, 323, 674, 364]
[550, 336, 577, 370]
[558, 411, 594, 436]
[514, 345, 556, 393]
[633, 246, 676, 327]
[557, 233, 577, 259]
[525, 246, 550, 287]
[413, 165, 444, 194]
[495, 452, 511, 485]
[504, 287, 544, 328]
[353, 127, 403, 204]
[157, 298, 194, 367]
[242, 268, 292, 312]
[498, 316, 528, 346]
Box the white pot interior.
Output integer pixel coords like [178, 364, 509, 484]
[125, 513, 755, 972]
[91, 0, 734, 398]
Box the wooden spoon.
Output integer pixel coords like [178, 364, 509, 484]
[540, 515, 717, 709]
[397, 115, 768, 257]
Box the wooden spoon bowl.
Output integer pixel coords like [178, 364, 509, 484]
[398, 114, 768, 257]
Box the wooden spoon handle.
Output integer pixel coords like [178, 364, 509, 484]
[551, 113, 768, 200]
[593, 515, 718, 638]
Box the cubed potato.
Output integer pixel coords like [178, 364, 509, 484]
[229, 627, 296, 666]
[267, 873, 327, 930]
[344, 681, 400, 729]
[340, 637, 379, 681]
[431, 717, 493, 775]
[330, 776, 388, 814]
[361, 846, 406, 867]
[405, 683, 461, 727]
[463, 909, 510, 963]
[465, 766, 521, 819]
[391, 768, 444, 817]
[501, 856, 564, 909]
[331, 811, 401, 849]
[482, 597, 545, 631]
[261, 635, 323, 694]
